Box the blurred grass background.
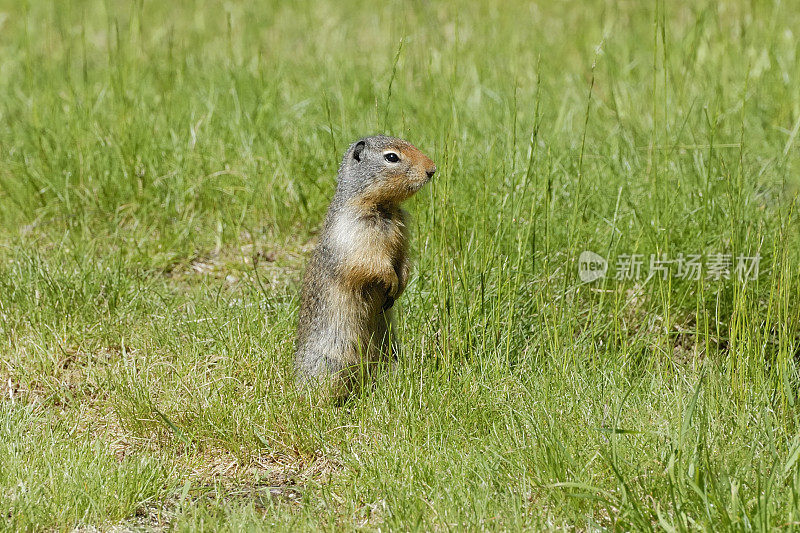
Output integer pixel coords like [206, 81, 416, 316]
[1, 0, 799, 530]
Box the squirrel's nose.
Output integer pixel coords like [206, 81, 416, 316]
[426, 166, 436, 179]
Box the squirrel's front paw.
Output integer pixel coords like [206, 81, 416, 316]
[384, 271, 400, 299]
[381, 273, 398, 311]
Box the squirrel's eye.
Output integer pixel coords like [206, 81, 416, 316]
[384, 152, 400, 163]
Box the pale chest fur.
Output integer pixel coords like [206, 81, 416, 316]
[328, 206, 407, 290]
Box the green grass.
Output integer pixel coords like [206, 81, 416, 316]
[1, 0, 800, 530]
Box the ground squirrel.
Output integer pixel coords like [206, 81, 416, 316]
[294, 135, 436, 400]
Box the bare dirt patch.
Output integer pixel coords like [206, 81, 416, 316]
[164, 237, 308, 291]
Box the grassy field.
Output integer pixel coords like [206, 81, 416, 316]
[1, 0, 800, 530]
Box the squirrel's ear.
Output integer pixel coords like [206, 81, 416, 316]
[352, 140, 366, 162]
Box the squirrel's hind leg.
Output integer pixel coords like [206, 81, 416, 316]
[295, 344, 357, 403]
[377, 309, 401, 369]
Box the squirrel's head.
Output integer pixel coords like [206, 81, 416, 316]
[337, 135, 436, 206]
